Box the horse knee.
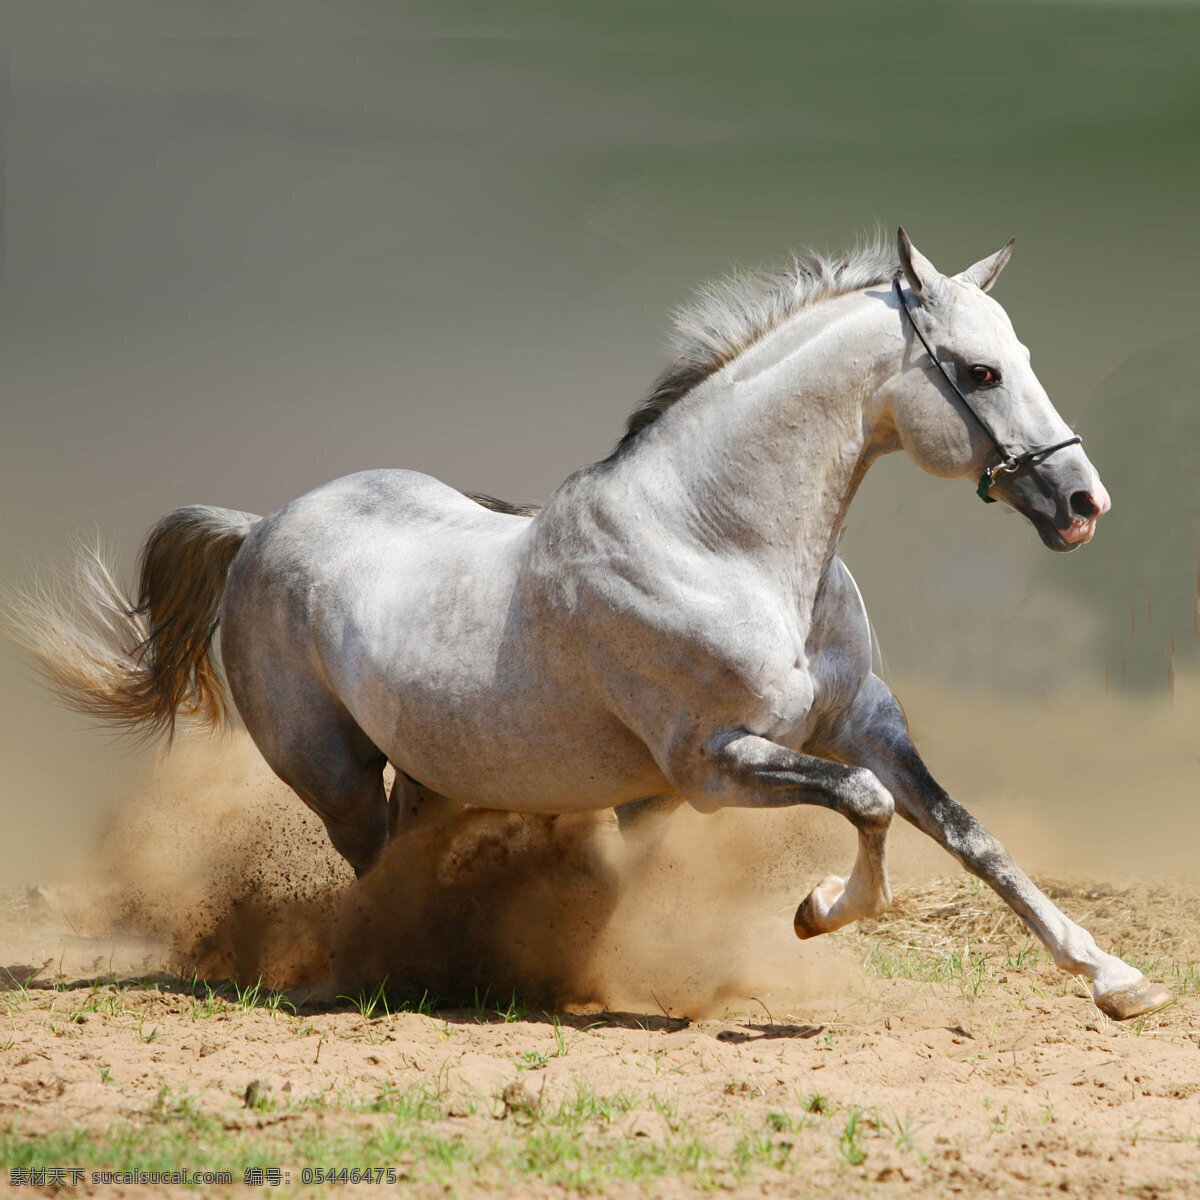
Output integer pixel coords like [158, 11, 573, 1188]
[847, 769, 893, 831]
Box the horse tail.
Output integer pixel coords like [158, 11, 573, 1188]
[6, 505, 260, 743]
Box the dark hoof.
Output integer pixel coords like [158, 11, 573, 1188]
[793, 893, 824, 941]
[794, 874, 847, 939]
[1094, 978, 1174, 1021]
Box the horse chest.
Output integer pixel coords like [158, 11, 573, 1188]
[803, 642, 868, 730]
[771, 565, 873, 748]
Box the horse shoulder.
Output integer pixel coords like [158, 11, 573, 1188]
[531, 506, 813, 751]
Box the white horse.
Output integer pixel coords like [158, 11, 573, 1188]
[15, 229, 1170, 1020]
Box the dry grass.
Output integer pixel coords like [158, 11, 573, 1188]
[853, 873, 1200, 956]
[846, 873, 1200, 1007]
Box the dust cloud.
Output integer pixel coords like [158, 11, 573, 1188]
[330, 801, 853, 1016]
[59, 735, 853, 1017]
[47, 673, 1200, 1015]
[73, 737, 351, 987]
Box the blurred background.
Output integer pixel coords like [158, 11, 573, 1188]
[2, 1, 1198, 884]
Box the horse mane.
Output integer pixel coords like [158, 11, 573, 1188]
[614, 235, 899, 456]
[464, 491, 540, 517]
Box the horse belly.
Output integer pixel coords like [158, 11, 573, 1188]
[380, 695, 671, 813]
[350, 629, 671, 810]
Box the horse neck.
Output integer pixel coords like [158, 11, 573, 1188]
[619, 291, 898, 581]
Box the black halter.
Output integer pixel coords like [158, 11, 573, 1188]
[892, 276, 1081, 503]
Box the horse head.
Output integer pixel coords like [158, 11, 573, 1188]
[884, 228, 1109, 551]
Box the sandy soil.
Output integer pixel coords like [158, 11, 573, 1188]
[2, 730, 1199, 1198]
[4, 877, 1200, 1199]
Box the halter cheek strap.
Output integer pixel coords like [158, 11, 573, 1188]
[892, 276, 1082, 504]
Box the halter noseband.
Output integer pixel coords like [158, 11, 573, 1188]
[892, 276, 1081, 503]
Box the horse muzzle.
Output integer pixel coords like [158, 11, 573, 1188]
[1054, 481, 1110, 546]
[995, 462, 1111, 553]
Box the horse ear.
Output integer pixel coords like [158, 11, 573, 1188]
[897, 227, 939, 294]
[956, 238, 1016, 293]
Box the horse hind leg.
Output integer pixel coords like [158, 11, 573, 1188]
[297, 753, 389, 879]
[234, 682, 390, 878]
[279, 730, 389, 878]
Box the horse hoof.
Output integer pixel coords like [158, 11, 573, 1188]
[793, 875, 844, 940]
[1094, 977, 1174, 1021]
[793, 894, 821, 940]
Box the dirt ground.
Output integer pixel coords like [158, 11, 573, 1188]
[4, 875, 1200, 1198]
[2, 726, 1199, 1198]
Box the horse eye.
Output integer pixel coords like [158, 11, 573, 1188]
[970, 364, 1000, 386]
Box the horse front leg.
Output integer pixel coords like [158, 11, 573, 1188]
[822, 674, 1172, 1021]
[685, 732, 895, 937]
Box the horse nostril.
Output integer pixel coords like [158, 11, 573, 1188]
[1070, 490, 1100, 520]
